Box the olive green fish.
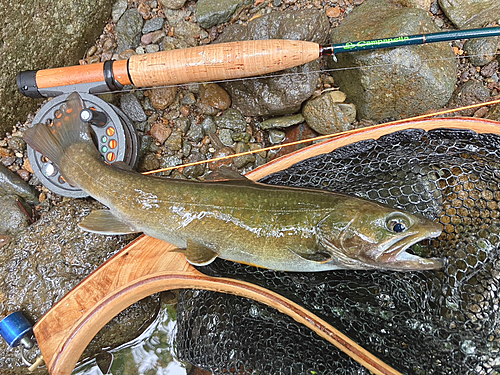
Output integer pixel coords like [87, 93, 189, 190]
[24, 92, 443, 272]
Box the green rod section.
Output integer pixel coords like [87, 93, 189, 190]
[320, 26, 500, 56]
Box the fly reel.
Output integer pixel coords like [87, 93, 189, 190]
[27, 93, 139, 198]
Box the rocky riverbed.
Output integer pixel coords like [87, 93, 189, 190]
[0, 0, 499, 373]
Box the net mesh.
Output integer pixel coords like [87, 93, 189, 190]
[176, 128, 500, 374]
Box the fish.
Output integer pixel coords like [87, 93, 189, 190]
[23, 92, 443, 272]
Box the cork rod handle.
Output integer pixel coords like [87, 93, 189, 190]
[127, 39, 321, 87]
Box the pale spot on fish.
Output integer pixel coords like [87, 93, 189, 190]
[134, 189, 160, 210]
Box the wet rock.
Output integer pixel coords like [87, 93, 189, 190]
[182, 140, 192, 157]
[395, 0, 431, 10]
[338, 103, 357, 124]
[165, 130, 183, 151]
[112, 0, 128, 22]
[480, 60, 499, 78]
[464, 37, 499, 67]
[181, 92, 197, 106]
[116, 9, 144, 53]
[0, 195, 30, 235]
[183, 152, 206, 179]
[0, 200, 158, 370]
[219, 128, 235, 147]
[438, 0, 500, 28]
[302, 92, 353, 135]
[200, 83, 231, 110]
[7, 137, 25, 154]
[218, 9, 329, 116]
[0, 164, 38, 204]
[486, 104, 500, 121]
[138, 152, 160, 172]
[143, 17, 164, 34]
[233, 143, 255, 168]
[173, 117, 190, 133]
[260, 114, 304, 130]
[274, 123, 318, 159]
[447, 80, 491, 116]
[201, 116, 217, 134]
[195, 0, 253, 29]
[269, 129, 286, 144]
[209, 147, 235, 170]
[146, 43, 159, 53]
[121, 93, 147, 122]
[186, 121, 205, 142]
[214, 109, 247, 131]
[160, 155, 183, 174]
[0, 0, 116, 135]
[149, 122, 172, 144]
[329, 0, 456, 121]
[146, 87, 178, 110]
[232, 132, 251, 143]
[159, 0, 187, 10]
[141, 30, 165, 45]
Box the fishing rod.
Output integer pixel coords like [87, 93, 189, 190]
[17, 26, 500, 98]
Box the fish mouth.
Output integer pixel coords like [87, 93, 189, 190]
[373, 228, 443, 271]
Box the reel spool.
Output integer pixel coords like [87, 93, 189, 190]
[28, 93, 139, 198]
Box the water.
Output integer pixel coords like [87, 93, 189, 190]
[74, 300, 190, 375]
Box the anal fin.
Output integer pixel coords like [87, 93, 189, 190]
[79, 210, 140, 235]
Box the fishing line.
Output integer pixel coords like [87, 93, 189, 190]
[142, 97, 500, 175]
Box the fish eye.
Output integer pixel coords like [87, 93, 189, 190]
[387, 217, 409, 233]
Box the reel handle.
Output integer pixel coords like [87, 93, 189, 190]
[17, 40, 320, 98]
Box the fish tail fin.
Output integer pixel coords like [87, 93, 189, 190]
[24, 92, 95, 169]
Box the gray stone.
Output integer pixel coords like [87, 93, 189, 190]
[269, 129, 286, 144]
[447, 80, 491, 116]
[486, 104, 500, 121]
[438, 0, 500, 28]
[7, 137, 25, 154]
[329, 0, 456, 122]
[160, 155, 183, 171]
[338, 103, 357, 124]
[165, 130, 183, 151]
[159, 0, 187, 10]
[112, 0, 128, 22]
[145, 44, 160, 53]
[232, 132, 251, 143]
[464, 37, 499, 67]
[183, 152, 205, 179]
[195, 0, 253, 29]
[201, 116, 217, 134]
[302, 92, 352, 135]
[116, 9, 144, 53]
[0, 0, 115, 136]
[175, 117, 191, 133]
[260, 114, 305, 130]
[218, 9, 330, 116]
[121, 93, 147, 122]
[181, 92, 197, 106]
[214, 109, 247, 131]
[143, 17, 164, 34]
[0, 200, 158, 370]
[186, 121, 205, 142]
[0, 164, 38, 204]
[219, 128, 235, 147]
[0, 195, 30, 235]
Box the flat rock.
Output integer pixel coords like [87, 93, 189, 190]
[438, 0, 500, 28]
[217, 9, 329, 117]
[0, 164, 38, 204]
[0, 200, 158, 371]
[0, 0, 115, 136]
[120, 93, 147, 122]
[329, 0, 456, 121]
[260, 114, 305, 130]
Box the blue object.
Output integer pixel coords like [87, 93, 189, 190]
[0, 312, 33, 348]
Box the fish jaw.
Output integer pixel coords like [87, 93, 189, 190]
[371, 227, 444, 271]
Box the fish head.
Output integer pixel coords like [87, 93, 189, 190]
[316, 201, 443, 271]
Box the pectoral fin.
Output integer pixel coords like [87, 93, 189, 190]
[178, 239, 218, 266]
[79, 210, 140, 235]
[289, 248, 333, 263]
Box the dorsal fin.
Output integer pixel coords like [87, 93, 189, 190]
[204, 167, 253, 183]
